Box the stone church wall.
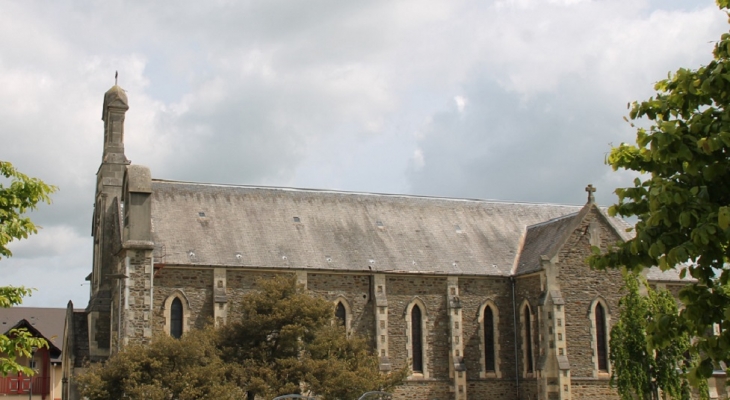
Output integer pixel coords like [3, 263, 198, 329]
[459, 277, 515, 381]
[392, 380, 451, 400]
[307, 272, 374, 337]
[387, 276, 449, 379]
[516, 273, 542, 379]
[570, 378, 620, 399]
[520, 378, 538, 399]
[152, 267, 214, 334]
[558, 209, 623, 383]
[467, 379, 516, 400]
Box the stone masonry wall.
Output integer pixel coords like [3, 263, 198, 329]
[459, 277, 515, 382]
[558, 208, 623, 384]
[392, 380, 451, 400]
[467, 379, 517, 400]
[307, 273, 374, 339]
[570, 378, 620, 400]
[153, 267, 214, 334]
[145, 256, 638, 400]
[520, 379, 538, 400]
[387, 276, 449, 380]
[516, 273, 542, 381]
[125, 248, 153, 343]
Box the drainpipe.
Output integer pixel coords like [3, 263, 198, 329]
[511, 276, 519, 399]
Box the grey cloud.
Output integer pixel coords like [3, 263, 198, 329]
[0, 0, 725, 307]
[407, 77, 639, 206]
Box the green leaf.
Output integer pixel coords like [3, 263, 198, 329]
[719, 207, 730, 229]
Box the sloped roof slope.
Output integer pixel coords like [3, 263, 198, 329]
[0, 307, 66, 361]
[515, 213, 579, 275]
[150, 180, 583, 276]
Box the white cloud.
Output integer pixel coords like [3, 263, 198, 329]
[454, 96, 468, 113]
[412, 148, 426, 170]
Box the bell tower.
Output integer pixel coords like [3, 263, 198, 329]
[87, 77, 131, 357]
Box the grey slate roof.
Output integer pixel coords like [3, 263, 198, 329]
[0, 307, 66, 362]
[150, 180, 583, 276]
[515, 213, 579, 276]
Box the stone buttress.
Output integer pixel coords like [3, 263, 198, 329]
[115, 164, 155, 347]
[447, 277, 467, 399]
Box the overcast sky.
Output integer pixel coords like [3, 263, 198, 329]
[1, 0, 727, 307]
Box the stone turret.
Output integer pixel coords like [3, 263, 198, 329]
[101, 84, 129, 164]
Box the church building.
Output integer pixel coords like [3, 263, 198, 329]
[62, 83, 691, 400]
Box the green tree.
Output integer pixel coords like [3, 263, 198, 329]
[218, 275, 406, 399]
[588, 0, 730, 380]
[0, 161, 55, 376]
[76, 327, 244, 400]
[610, 272, 697, 400]
[77, 276, 405, 400]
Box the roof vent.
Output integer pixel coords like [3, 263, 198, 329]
[235, 253, 242, 260]
[376, 221, 384, 228]
[293, 216, 300, 223]
[198, 212, 205, 217]
[455, 224, 462, 233]
[369, 259, 375, 264]
[282, 255, 288, 261]
[188, 250, 196, 258]
[326, 256, 332, 263]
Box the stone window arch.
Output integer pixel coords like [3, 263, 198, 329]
[588, 297, 611, 376]
[164, 291, 191, 338]
[520, 300, 535, 377]
[478, 300, 501, 378]
[405, 297, 429, 379]
[333, 296, 352, 333]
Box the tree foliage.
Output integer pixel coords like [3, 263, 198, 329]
[218, 275, 407, 399]
[0, 161, 56, 259]
[78, 276, 406, 400]
[76, 327, 244, 400]
[587, 1, 730, 379]
[610, 272, 697, 400]
[0, 161, 55, 376]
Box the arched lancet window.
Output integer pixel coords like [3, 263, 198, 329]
[411, 304, 424, 373]
[170, 297, 183, 338]
[524, 305, 533, 373]
[595, 303, 608, 371]
[335, 302, 347, 327]
[484, 305, 495, 372]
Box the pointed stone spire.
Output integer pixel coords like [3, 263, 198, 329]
[585, 184, 596, 204]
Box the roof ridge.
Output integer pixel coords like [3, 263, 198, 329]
[152, 179, 586, 207]
[526, 212, 580, 229]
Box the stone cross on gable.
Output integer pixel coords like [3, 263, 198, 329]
[585, 184, 596, 203]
